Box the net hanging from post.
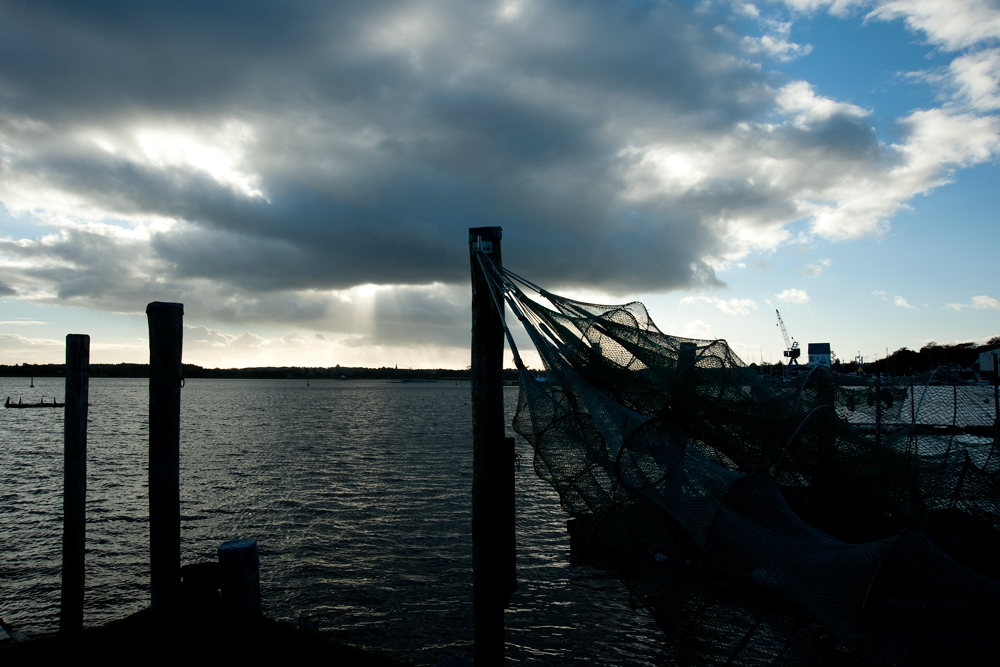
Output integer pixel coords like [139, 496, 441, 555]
[473, 251, 1000, 666]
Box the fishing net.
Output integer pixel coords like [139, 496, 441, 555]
[475, 253, 1000, 666]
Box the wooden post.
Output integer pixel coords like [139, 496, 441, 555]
[503, 435, 516, 600]
[874, 375, 882, 450]
[910, 378, 915, 427]
[470, 226, 512, 665]
[61, 334, 89, 635]
[147, 302, 184, 609]
[218, 538, 261, 612]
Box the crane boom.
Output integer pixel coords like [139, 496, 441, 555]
[775, 309, 801, 364]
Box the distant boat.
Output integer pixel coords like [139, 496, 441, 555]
[6, 396, 64, 409]
[306, 379, 310, 386]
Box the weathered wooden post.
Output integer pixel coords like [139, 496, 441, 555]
[503, 435, 516, 600]
[218, 538, 262, 612]
[147, 302, 183, 609]
[469, 226, 515, 665]
[874, 375, 882, 450]
[60, 334, 89, 635]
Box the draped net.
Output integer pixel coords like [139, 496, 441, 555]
[477, 255, 1000, 666]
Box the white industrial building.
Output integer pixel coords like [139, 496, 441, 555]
[808, 343, 832, 368]
[980, 348, 1000, 373]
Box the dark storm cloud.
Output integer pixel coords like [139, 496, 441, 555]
[0, 0, 783, 295]
[0, 0, 330, 119]
[1, 0, 925, 338]
[0, 226, 182, 305]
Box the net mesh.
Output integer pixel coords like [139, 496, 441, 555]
[480, 256, 1000, 666]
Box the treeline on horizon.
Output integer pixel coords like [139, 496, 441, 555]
[0, 362, 521, 381]
[5, 336, 998, 380]
[754, 337, 1000, 376]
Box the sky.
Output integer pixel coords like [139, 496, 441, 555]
[1, 0, 998, 370]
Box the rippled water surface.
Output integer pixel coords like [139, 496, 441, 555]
[1, 377, 673, 665]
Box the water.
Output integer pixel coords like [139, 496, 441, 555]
[1, 377, 673, 665]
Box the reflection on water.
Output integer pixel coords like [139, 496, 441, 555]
[1, 377, 671, 665]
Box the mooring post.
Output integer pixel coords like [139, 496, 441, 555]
[60, 334, 89, 635]
[470, 226, 513, 665]
[147, 302, 184, 609]
[503, 435, 516, 600]
[218, 538, 261, 612]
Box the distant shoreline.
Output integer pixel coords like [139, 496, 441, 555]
[0, 363, 519, 381]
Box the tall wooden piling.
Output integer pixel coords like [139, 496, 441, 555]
[147, 302, 184, 609]
[61, 334, 89, 635]
[470, 226, 513, 665]
[503, 435, 516, 605]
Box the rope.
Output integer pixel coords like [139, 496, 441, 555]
[474, 250, 542, 372]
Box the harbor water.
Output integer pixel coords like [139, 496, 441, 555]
[0, 377, 673, 665]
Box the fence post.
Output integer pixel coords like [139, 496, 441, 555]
[60, 334, 89, 634]
[147, 302, 184, 609]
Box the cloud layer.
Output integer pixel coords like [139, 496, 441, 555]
[1, 0, 998, 359]
[947, 294, 1000, 310]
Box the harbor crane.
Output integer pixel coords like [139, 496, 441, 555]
[775, 309, 801, 365]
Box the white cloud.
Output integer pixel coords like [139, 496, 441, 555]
[972, 295, 1000, 309]
[680, 295, 760, 316]
[715, 298, 760, 316]
[776, 288, 810, 304]
[947, 49, 1000, 112]
[901, 108, 1000, 167]
[894, 295, 915, 308]
[0, 330, 151, 365]
[871, 289, 888, 301]
[778, 0, 1000, 47]
[776, 81, 871, 128]
[946, 294, 1000, 310]
[799, 258, 832, 277]
[132, 122, 264, 199]
[867, 0, 1000, 51]
[762, 2, 1000, 245]
[775, 0, 868, 17]
[741, 34, 813, 62]
[684, 320, 714, 338]
[0, 332, 64, 364]
[807, 107, 1000, 241]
